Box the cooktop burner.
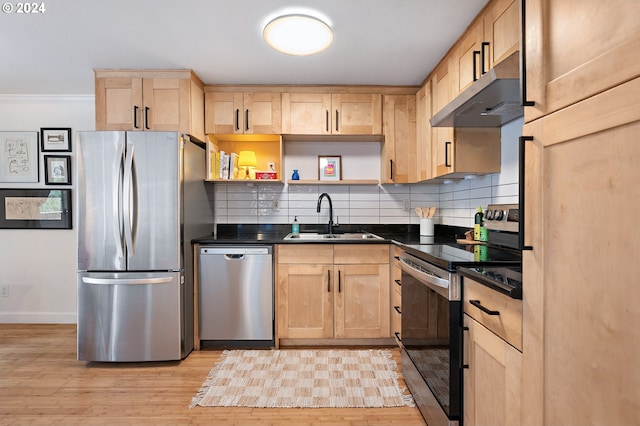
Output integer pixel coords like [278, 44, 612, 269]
[403, 243, 521, 271]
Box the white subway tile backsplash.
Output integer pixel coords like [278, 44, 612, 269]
[214, 118, 522, 227]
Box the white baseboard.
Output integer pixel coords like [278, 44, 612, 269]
[0, 312, 76, 324]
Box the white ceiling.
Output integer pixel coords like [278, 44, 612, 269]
[0, 0, 489, 95]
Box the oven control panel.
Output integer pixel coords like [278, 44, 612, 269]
[483, 203, 519, 232]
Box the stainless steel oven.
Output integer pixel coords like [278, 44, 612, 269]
[399, 203, 522, 425]
[400, 251, 462, 426]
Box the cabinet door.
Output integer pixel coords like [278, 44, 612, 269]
[95, 77, 143, 131]
[277, 263, 334, 339]
[205, 92, 244, 134]
[451, 20, 484, 96]
[142, 78, 187, 132]
[522, 77, 640, 425]
[416, 81, 433, 181]
[464, 315, 522, 426]
[332, 94, 382, 135]
[382, 95, 417, 183]
[483, 0, 519, 70]
[244, 92, 282, 134]
[281, 92, 332, 134]
[525, 0, 640, 122]
[433, 128, 501, 178]
[433, 128, 454, 177]
[431, 59, 455, 177]
[334, 263, 390, 338]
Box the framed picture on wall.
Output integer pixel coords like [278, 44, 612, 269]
[0, 131, 39, 183]
[0, 188, 72, 229]
[44, 155, 71, 185]
[40, 127, 71, 152]
[318, 155, 342, 181]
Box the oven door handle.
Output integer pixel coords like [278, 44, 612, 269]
[400, 261, 449, 289]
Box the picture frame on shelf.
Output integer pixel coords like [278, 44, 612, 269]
[318, 155, 342, 181]
[0, 188, 72, 229]
[0, 131, 39, 183]
[40, 127, 71, 152]
[44, 155, 71, 185]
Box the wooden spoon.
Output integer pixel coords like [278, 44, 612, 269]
[415, 207, 423, 218]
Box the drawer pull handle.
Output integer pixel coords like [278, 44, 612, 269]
[394, 279, 401, 287]
[394, 305, 401, 314]
[394, 332, 402, 342]
[469, 299, 500, 315]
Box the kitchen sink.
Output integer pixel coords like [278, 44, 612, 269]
[284, 232, 383, 240]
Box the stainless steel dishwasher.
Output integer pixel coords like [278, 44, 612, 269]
[198, 245, 274, 347]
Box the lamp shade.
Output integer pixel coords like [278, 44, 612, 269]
[238, 151, 257, 168]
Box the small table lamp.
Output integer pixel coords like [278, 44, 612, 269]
[238, 151, 257, 179]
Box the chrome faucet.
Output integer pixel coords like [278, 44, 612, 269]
[317, 193, 334, 235]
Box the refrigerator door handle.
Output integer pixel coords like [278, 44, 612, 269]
[82, 276, 174, 285]
[115, 141, 126, 260]
[123, 142, 136, 257]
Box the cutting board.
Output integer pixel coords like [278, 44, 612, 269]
[456, 239, 486, 245]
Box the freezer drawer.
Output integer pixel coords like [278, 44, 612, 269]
[77, 271, 182, 362]
[198, 246, 274, 342]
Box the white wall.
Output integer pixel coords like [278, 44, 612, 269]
[0, 95, 95, 323]
[215, 118, 522, 228]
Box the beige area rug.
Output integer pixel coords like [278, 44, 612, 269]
[190, 349, 414, 409]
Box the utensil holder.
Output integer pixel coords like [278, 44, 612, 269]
[420, 218, 434, 236]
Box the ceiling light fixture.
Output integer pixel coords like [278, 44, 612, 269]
[263, 14, 333, 56]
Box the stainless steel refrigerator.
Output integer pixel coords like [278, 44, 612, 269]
[76, 131, 212, 362]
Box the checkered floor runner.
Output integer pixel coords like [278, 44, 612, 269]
[190, 349, 414, 408]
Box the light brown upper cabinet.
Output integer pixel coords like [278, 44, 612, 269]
[381, 94, 417, 183]
[524, 0, 640, 122]
[450, 0, 519, 98]
[451, 20, 485, 95]
[282, 92, 382, 135]
[205, 91, 282, 135]
[95, 70, 205, 142]
[483, 0, 520, 71]
[416, 80, 433, 182]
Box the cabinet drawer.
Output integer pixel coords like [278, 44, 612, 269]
[392, 286, 401, 311]
[334, 244, 389, 264]
[276, 244, 333, 264]
[463, 278, 522, 350]
[391, 304, 401, 338]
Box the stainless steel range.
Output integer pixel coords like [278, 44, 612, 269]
[399, 204, 521, 426]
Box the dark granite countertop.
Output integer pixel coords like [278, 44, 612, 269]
[192, 224, 467, 246]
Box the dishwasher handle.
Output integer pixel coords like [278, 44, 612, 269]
[200, 246, 271, 256]
[224, 254, 244, 260]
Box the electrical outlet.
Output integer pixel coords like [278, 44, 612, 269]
[403, 200, 410, 211]
[273, 199, 280, 211]
[1, 285, 8, 298]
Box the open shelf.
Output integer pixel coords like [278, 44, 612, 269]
[287, 179, 379, 185]
[206, 134, 283, 181]
[205, 178, 283, 184]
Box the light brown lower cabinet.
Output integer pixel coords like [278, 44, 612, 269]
[463, 315, 522, 426]
[276, 244, 390, 343]
[463, 278, 522, 426]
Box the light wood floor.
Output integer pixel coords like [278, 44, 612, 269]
[0, 324, 426, 425]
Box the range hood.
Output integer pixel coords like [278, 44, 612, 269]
[430, 51, 523, 128]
